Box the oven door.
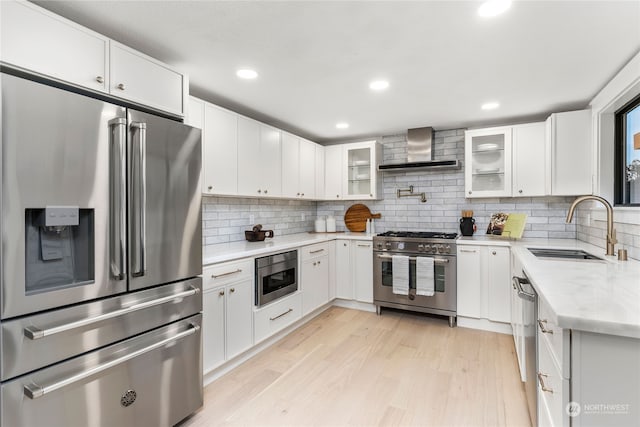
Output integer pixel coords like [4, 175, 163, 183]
[256, 259, 297, 307]
[373, 252, 456, 313]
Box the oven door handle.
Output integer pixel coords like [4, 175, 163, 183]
[23, 287, 200, 340]
[23, 323, 199, 399]
[376, 254, 450, 264]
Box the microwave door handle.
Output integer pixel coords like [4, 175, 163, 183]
[108, 118, 127, 280]
[130, 122, 147, 277]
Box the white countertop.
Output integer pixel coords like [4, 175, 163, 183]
[459, 236, 640, 338]
[203, 232, 372, 265]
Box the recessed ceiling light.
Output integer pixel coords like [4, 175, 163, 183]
[481, 102, 500, 110]
[236, 69, 258, 79]
[478, 0, 511, 17]
[336, 122, 349, 129]
[369, 80, 389, 91]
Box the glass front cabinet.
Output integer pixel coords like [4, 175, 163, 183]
[343, 141, 383, 200]
[464, 127, 512, 198]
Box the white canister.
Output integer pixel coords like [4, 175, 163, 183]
[326, 215, 336, 232]
[314, 217, 326, 233]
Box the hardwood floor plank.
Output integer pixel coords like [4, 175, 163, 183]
[180, 307, 531, 427]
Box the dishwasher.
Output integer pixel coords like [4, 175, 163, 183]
[512, 272, 537, 427]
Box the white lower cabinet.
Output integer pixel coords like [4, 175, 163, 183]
[202, 259, 253, 374]
[352, 240, 373, 303]
[254, 293, 302, 344]
[301, 243, 330, 315]
[335, 239, 352, 299]
[456, 244, 510, 322]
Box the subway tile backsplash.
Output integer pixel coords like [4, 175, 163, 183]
[202, 128, 579, 247]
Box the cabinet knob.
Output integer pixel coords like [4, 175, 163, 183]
[313, 262, 317, 266]
[219, 290, 225, 296]
[116, 83, 126, 91]
[230, 288, 235, 293]
[301, 193, 304, 197]
[492, 251, 497, 255]
[297, 192, 300, 196]
[257, 189, 262, 193]
[343, 243, 347, 247]
[336, 194, 340, 198]
[468, 191, 472, 195]
[519, 189, 523, 194]
[317, 260, 321, 265]
[264, 189, 268, 194]
[370, 193, 373, 197]
[95, 76, 104, 84]
[208, 185, 213, 191]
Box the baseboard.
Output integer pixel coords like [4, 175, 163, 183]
[457, 316, 513, 335]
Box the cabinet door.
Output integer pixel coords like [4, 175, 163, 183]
[1, 1, 108, 93]
[352, 241, 373, 303]
[237, 117, 262, 196]
[299, 138, 316, 199]
[186, 97, 204, 129]
[110, 42, 184, 116]
[465, 127, 512, 198]
[301, 257, 329, 316]
[203, 287, 225, 373]
[315, 145, 325, 199]
[456, 246, 483, 318]
[335, 240, 352, 299]
[325, 145, 344, 200]
[281, 133, 300, 198]
[203, 104, 238, 195]
[259, 125, 282, 196]
[487, 246, 511, 323]
[327, 240, 337, 300]
[512, 122, 546, 197]
[548, 109, 593, 195]
[225, 279, 253, 360]
[344, 142, 375, 199]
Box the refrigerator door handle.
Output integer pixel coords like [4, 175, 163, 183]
[23, 322, 200, 399]
[131, 121, 147, 277]
[108, 117, 127, 281]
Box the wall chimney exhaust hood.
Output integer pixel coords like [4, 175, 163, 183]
[378, 127, 460, 172]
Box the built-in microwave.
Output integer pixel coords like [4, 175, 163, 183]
[255, 250, 298, 307]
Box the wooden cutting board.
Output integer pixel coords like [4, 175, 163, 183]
[344, 204, 382, 232]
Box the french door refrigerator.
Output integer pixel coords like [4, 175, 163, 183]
[0, 71, 203, 427]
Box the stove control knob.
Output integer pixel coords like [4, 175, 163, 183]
[436, 244, 444, 253]
[377, 242, 383, 249]
[429, 244, 437, 253]
[443, 244, 451, 254]
[397, 242, 405, 250]
[418, 244, 424, 251]
[385, 242, 392, 248]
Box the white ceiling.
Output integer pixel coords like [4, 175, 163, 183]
[33, 1, 640, 143]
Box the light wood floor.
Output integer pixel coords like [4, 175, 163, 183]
[180, 307, 531, 427]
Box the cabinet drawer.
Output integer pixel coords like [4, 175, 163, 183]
[300, 242, 329, 261]
[538, 336, 570, 427]
[538, 298, 570, 377]
[254, 293, 302, 344]
[203, 259, 253, 290]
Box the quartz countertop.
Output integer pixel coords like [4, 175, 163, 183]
[458, 236, 640, 338]
[203, 232, 372, 265]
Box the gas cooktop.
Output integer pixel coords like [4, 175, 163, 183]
[376, 231, 458, 240]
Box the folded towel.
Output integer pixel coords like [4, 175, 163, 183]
[416, 256, 435, 297]
[392, 255, 409, 295]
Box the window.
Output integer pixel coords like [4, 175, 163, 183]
[615, 94, 640, 206]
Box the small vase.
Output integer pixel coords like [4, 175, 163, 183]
[459, 217, 475, 236]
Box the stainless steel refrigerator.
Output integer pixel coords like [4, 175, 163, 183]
[0, 71, 203, 427]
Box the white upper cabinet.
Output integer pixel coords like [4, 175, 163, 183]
[0, 1, 186, 116]
[281, 133, 301, 198]
[237, 117, 262, 196]
[203, 103, 238, 195]
[186, 97, 204, 129]
[299, 138, 316, 199]
[324, 145, 344, 200]
[547, 109, 593, 196]
[512, 122, 547, 197]
[259, 125, 282, 197]
[1, 0, 109, 93]
[465, 127, 513, 198]
[315, 145, 326, 199]
[344, 141, 382, 200]
[109, 42, 184, 116]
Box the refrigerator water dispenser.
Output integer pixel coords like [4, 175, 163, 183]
[25, 207, 95, 295]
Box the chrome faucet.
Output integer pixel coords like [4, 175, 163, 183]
[566, 195, 617, 256]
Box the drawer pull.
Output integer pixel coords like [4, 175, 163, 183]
[23, 323, 199, 399]
[357, 244, 371, 248]
[309, 249, 325, 254]
[211, 269, 242, 279]
[460, 249, 476, 253]
[270, 308, 293, 321]
[538, 319, 554, 334]
[537, 372, 554, 394]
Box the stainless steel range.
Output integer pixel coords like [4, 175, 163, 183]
[373, 231, 457, 327]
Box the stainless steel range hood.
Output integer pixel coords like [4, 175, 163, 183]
[378, 126, 460, 171]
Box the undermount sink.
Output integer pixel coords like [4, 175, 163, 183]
[527, 247, 604, 261]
